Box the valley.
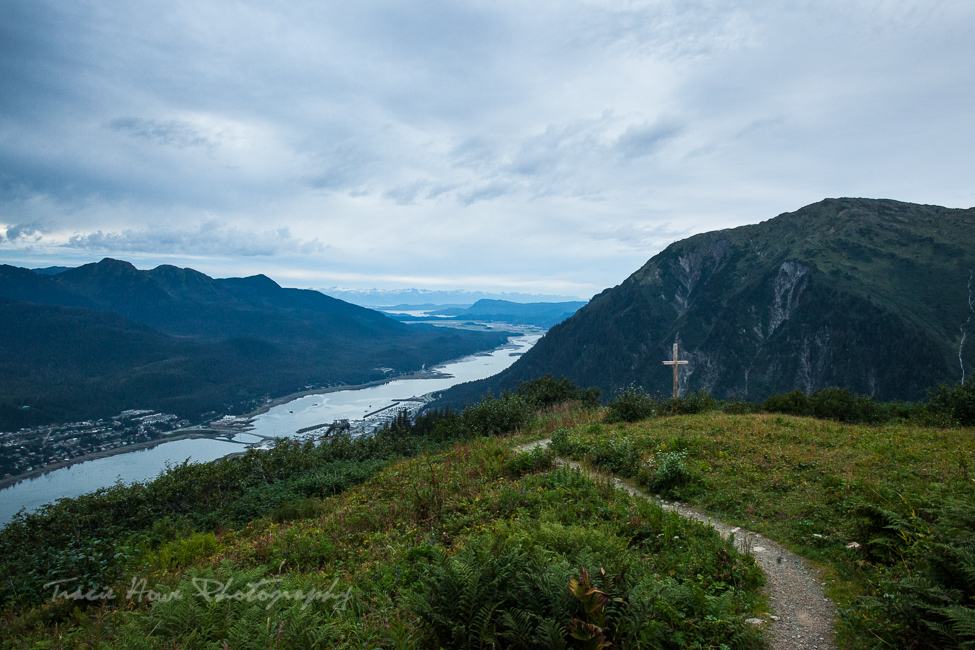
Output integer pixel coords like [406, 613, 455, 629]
[0, 259, 512, 430]
[0, 332, 540, 524]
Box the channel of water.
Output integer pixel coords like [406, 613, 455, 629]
[0, 333, 538, 525]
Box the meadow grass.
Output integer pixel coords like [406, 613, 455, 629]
[2, 423, 768, 649]
[6, 403, 971, 648]
[548, 410, 975, 649]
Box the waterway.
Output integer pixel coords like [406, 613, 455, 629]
[0, 333, 538, 525]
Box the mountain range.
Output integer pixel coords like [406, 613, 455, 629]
[321, 287, 584, 307]
[439, 198, 975, 405]
[0, 259, 508, 429]
[382, 299, 587, 328]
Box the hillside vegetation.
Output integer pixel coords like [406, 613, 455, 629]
[0, 383, 767, 649]
[442, 198, 975, 405]
[2, 378, 974, 649]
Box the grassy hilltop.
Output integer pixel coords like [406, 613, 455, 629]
[2, 378, 974, 649]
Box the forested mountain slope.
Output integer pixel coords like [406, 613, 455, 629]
[0, 260, 508, 428]
[441, 198, 975, 404]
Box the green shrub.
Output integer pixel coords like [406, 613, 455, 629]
[764, 387, 887, 424]
[381, 406, 457, 439]
[111, 562, 346, 648]
[723, 400, 759, 414]
[462, 391, 532, 437]
[638, 450, 693, 496]
[517, 375, 601, 410]
[763, 389, 812, 416]
[665, 390, 720, 416]
[925, 379, 975, 426]
[588, 438, 641, 476]
[505, 445, 556, 477]
[809, 387, 886, 424]
[605, 385, 659, 423]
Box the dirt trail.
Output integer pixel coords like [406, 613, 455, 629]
[517, 439, 837, 650]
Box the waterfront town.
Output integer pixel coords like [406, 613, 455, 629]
[0, 396, 431, 484]
[0, 410, 188, 481]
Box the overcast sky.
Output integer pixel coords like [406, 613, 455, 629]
[1, 0, 973, 298]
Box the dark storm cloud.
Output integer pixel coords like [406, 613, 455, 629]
[5, 223, 45, 241]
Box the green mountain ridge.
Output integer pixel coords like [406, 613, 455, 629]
[440, 198, 975, 405]
[0, 259, 509, 428]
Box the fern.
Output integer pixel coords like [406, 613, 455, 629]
[855, 481, 975, 648]
[112, 563, 342, 649]
[406, 520, 766, 650]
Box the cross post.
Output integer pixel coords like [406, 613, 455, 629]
[662, 342, 689, 399]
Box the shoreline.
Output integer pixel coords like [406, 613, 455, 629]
[241, 370, 452, 418]
[0, 431, 244, 492]
[0, 369, 458, 493]
[0, 333, 533, 494]
[238, 333, 535, 419]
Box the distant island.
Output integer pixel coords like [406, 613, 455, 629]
[321, 286, 585, 307]
[380, 298, 588, 329]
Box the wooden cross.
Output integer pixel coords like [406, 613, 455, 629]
[662, 342, 688, 399]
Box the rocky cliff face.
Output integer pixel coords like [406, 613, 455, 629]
[447, 198, 975, 403]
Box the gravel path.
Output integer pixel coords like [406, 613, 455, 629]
[516, 439, 837, 650]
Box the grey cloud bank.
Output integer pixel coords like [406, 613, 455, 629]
[1, 0, 973, 296]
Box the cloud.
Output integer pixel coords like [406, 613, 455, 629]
[108, 118, 218, 151]
[383, 182, 427, 206]
[459, 182, 514, 206]
[4, 222, 46, 242]
[587, 221, 693, 250]
[65, 221, 327, 257]
[615, 120, 683, 159]
[1, 0, 974, 293]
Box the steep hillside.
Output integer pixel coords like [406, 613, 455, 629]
[442, 198, 975, 404]
[0, 260, 509, 428]
[3, 258, 402, 344]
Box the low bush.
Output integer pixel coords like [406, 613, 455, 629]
[604, 385, 659, 423]
[763, 389, 812, 417]
[588, 438, 642, 476]
[638, 450, 694, 496]
[461, 391, 532, 437]
[550, 427, 584, 458]
[809, 387, 886, 424]
[764, 387, 886, 424]
[665, 390, 720, 416]
[517, 374, 601, 410]
[381, 406, 456, 439]
[505, 445, 556, 477]
[925, 379, 975, 426]
[723, 400, 759, 414]
[107, 563, 345, 648]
